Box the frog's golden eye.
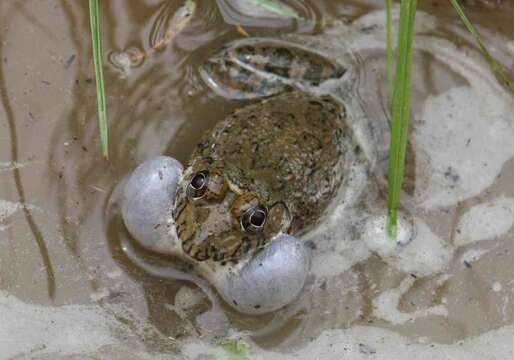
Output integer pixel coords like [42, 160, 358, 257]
[241, 205, 267, 233]
[187, 171, 209, 199]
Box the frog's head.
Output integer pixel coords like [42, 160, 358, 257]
[121, 156, 310, 314]
[174, 157, 292, 263]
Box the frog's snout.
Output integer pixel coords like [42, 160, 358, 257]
[212, 234, 310, 314]
[121, 156, 183, 254]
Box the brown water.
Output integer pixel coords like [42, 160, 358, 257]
[1, 0, 514, 358]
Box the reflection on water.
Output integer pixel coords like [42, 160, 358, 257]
[0, 0, 514, 357]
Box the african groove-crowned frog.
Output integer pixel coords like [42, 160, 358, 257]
[120, 33, 412, 315]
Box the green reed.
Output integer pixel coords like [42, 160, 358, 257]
[89, 0, 109, 158]
[385, 0, 394, 94]
[386, 0, 513, 239]
[386, 0, 417, 239]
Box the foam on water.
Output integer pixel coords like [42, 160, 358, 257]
[413, 87, 514, 209]
[390, 218, 452, 276]
[362, 213, 414, 257]
[455, 196, 514, 247]
[0, 199, 41, 231]
[0, 199, 21, 231]
[0, 291, 119, 358]
[0, 161, 26, 171]
[6, 281, 514, 360]
[460, 247, 493, 267]
[184, 324, 514, 359]
[373, 276, 448, 325]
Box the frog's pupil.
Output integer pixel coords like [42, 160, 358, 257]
[191, 173, 206, 190]
[250, 209, 266, 227]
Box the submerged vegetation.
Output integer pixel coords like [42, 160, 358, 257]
[386, 0, 417, 238]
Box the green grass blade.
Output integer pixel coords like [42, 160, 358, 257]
[449, 0, 513, 93]
[385, 0, 394, 94]
[387, 0, 418, 239]
[89, 0, 109, 158]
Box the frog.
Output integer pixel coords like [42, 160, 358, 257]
[120, 32, 413, 315]
[175, 90, 358, 263]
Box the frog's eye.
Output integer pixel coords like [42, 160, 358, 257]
[187, 171, 209, 199]
[241, 205, 267, 233]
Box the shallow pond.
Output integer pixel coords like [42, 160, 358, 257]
[1, 0, 514, 358]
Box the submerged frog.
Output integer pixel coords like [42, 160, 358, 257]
[121, 34, 412, 315]
[200, 39, 348, 99]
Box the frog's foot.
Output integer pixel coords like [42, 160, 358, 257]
[211, 234, 310, 314]
[361, 211, 416, 258]
[200, 38, 347, 99]
[121, 156, 183, 254]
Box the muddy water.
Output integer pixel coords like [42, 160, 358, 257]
[1, 0, 514, 358]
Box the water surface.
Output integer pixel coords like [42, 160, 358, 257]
[1, 0, 514, 358]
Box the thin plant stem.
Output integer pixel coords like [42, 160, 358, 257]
[386, 0, 394, 94]
[89, 0, 109, 158]
[387, 0, 418, 238]
[449, 0, 513, 93]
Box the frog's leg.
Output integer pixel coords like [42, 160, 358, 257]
[200, 38, 347, 99]
[121, 156, 183, 254]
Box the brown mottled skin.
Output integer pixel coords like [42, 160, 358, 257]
[232, 43, 345, 86]
[202, 40, 346, 99]
[174, 91, 363, 263]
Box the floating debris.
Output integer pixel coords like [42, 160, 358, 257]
[216, 0, 309, 28]
[0, 161, 26, 171]
[235, 24, 249, 36]
[150, 0, 197, 50]
[248, 0, 301, 19]
[109, 0, 196, 77]
[217, 338, 250, 360]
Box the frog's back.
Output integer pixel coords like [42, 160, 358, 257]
[192, 91, 360, 234]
